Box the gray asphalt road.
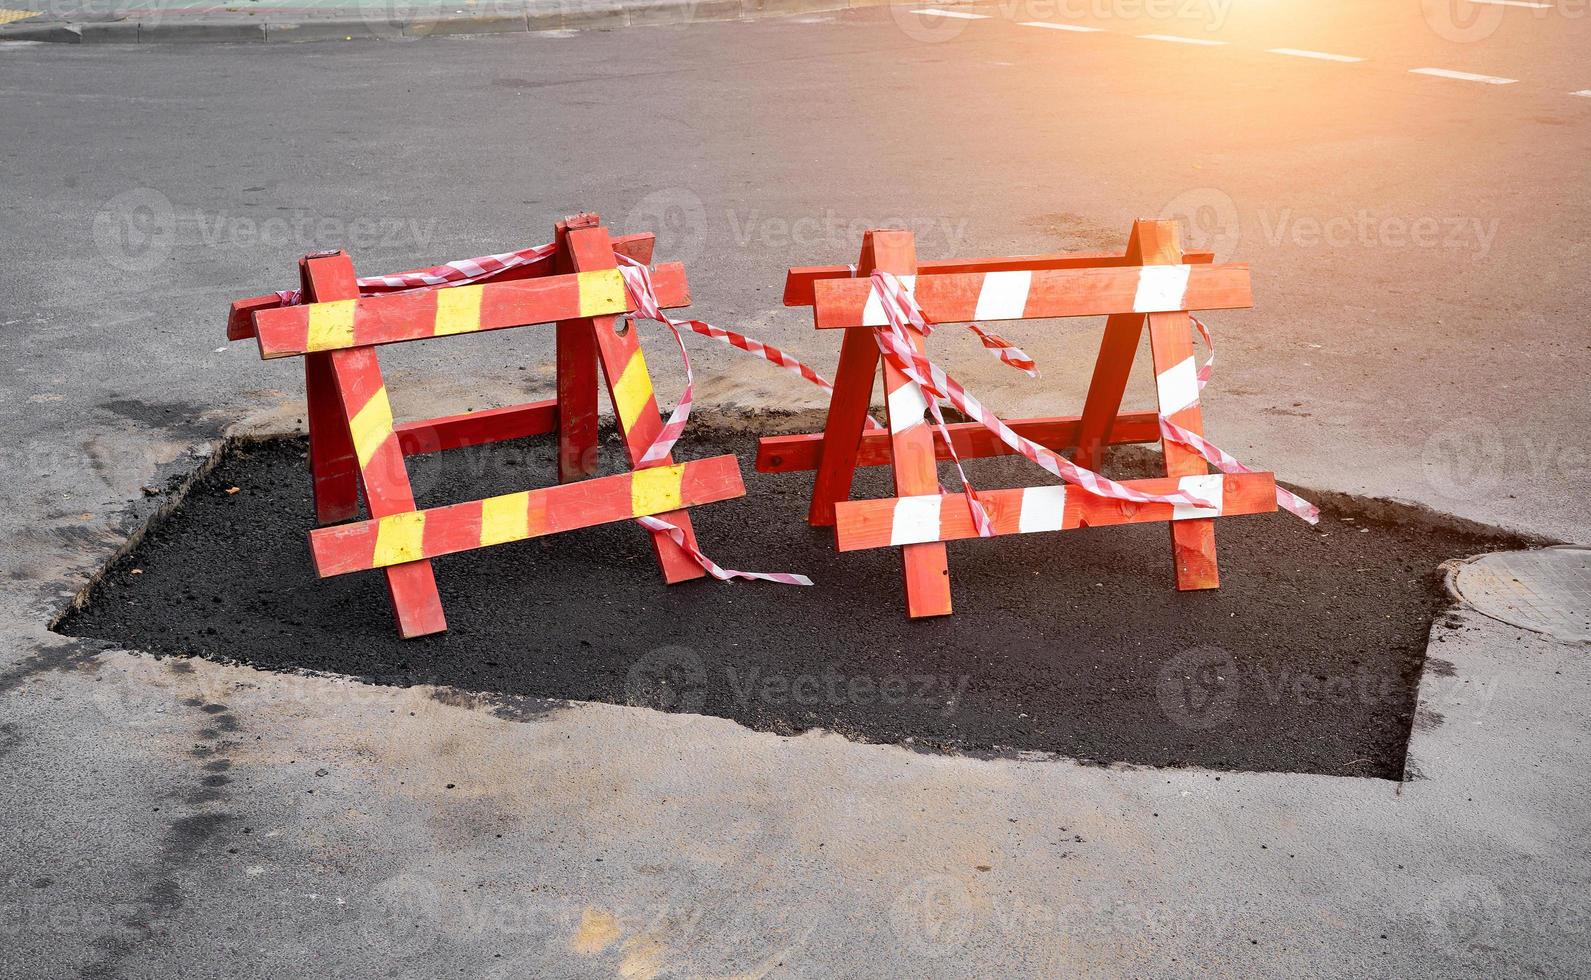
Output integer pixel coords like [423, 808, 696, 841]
[2, 5, 1589, 978]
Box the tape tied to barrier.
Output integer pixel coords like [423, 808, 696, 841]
[864, 270, 1319, 525]
[264, 240, 817, 586]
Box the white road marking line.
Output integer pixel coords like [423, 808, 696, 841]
[1020, 21, 1102, 31]
[1467, 0, 1551, 8]
[1410, 67, 1518, 85]
[908, 8, 991, 18]
[1572, 90, 1591, 98]
[1268, 48, 1364, 63]
[1138, 33, 1226, 45]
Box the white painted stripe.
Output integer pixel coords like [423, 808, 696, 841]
[972, 270, 1031, 322]
[887, 381, 929, 433]
[891, 494, 944, 546]
[1019, 21, 1101, 31]
[1172, 474, 1224, 521]
[1572, 90, 1591, 98]
[908, 8, 990, 18]
[1132, 265, 1191, 313]
[1138, 34, 1226, 46]
[1410, 67, 1518, 85]
[860, 274, 915, 327]
[1156, 355, 1201, 416]
[1468, 0, 1550, 8]
[1267, 48, 1363, 63]
[1017, 485, 1067, 534]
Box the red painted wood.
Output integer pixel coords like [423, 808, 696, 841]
[225, 233, 658, 342]
[253, 264, 689, 359]
[756, 411, 1163, 473]
[804, 325, 881, 526]
[783, 249, 1215, 307]
[394, 398, 558, 456]
[1073, 220, 1177, 471]
[300, 260, 361, 526]
[554, 219, 602, 482]
[809, 262, 1250, 329]
[833, 472, 1276, 552]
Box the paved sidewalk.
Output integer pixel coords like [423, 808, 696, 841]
[0, 0, 904, 43]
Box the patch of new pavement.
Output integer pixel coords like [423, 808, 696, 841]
[55, 421, 1536, 780]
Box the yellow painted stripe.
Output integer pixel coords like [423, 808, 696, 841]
[371, 511, 426, 568]
[0, 9, 40, 25]
[305, 299, 357, 352]
[432, 284, 485, 337]
[631, 464, 685, 516]
[349, 387, 394, 468]
[610, 348, 654, 432]
[479, 491, 531, 547]
[577, 269, 628, 318]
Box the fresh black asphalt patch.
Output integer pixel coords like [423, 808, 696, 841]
[56, 423, 1533, 780]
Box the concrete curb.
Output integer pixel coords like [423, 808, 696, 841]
[0, 0, 937, 44]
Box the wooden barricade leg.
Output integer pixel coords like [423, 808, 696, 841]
[805, 326, 881, 526]
[554, 219, 602, 482]
[1148, 306, 1220, 589]
[1073, 219, 1179, 471]
[305, 350, 360, 524]
[561, 215, 707, 584]
[300, 252, 449, 638]
[868, 230, 953, 618]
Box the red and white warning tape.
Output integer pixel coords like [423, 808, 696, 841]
[967, 322, 1039, 377]
[274, 242, 559, 306]
[1177, 315, 1318, 522]
[265, 241, 818, 586]
[635, 515, 811, 586]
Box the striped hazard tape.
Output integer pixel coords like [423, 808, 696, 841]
[273, 242, 559, 307]
[1166, 313, 1317, 523]
[257, 239, 819, 586]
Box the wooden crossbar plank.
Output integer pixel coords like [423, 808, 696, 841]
[393, 399, 558, 456]
[755, 411, 1162, 473]
[782, 249, 1214, 307]
[309, 455, 746, 576]
[833, 472, 1277, 552]
[810, 262, 1251, 329]
[225, 232, 660, 342]
[253, 264, 690, 359]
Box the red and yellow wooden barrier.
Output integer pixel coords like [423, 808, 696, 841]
[228, 213, 743, 639]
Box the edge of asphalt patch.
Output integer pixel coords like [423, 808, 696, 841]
[0, 0, 944, 45]
[52, 411, 1552, 780]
